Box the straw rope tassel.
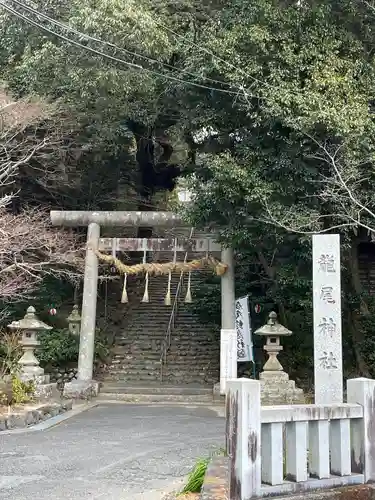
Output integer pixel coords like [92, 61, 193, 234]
[185, 271, 192, 303]
[164, 271, 172, 305]
[121, 273, 128, 303]
[141, 246, 149, 303]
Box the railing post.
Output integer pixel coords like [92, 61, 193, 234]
[226, 379, 261, 499]
[285, 422, 308, 482]
[347, 377, 375, 482]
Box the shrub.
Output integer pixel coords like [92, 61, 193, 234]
[38, 328, 79, 366]
[38, 328, 112, 368]
[11, 376, 35, 404]
[0, 378, 13, 406]
[0, 376, 35, 406]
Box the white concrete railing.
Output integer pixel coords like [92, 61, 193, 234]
[226, 378, 375, 499]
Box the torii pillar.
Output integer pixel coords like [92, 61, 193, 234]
[219, 247, 237, 394]
[50, 211, 236, 397]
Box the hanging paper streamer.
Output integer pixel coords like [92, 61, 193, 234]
[121, 273, 128, 303]
[165, 238, 177, 306]
[185, 271, 192, 303]
[164, 271, 172, 305]
[111, 238, 117, 274]
[142, 272, 149, 303]
[141, 246, 149, 303]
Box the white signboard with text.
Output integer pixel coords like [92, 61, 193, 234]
[312, 234, 343, 404]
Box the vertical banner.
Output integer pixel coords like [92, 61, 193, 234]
[235, 296, 254, 362]
[312, 234, 343, 404]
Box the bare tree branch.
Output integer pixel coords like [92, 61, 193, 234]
[261, 133, 375, 235]
[0, 88, 64, 207]
[0, 208, 85, 302]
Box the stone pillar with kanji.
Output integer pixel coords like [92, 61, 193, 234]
[312, 234, 343, 404]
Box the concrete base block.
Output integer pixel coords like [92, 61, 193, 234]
[63, 380, 99, 400]
[260, 370, 305, 405]
[20, 373, 50, 385]
[213, 382, 225, 403]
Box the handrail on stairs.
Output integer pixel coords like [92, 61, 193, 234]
[160, 227, 194, 382]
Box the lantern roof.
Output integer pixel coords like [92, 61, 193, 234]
[254, 311, 292, 337]
[8, 306, 52, 331]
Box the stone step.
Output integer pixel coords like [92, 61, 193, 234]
[115, 335, 213, 342]
[105, 376, 217, 384]
[109, 361, 161, 368]
[109, 364, 161, 371]
[112, 352, 161, 357]
[111, 354, 162, 360]
[100, 383, 213, 395]
[104, 374, 163, 382]
[107, 368, 161, 375]
[97, 393, 215, 404]
[102, 266, 219, 388]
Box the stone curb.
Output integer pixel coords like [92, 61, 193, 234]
[0, 401, 98, 435]
[200, 456, 228, 500]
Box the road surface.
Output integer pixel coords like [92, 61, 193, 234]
[0, 403, 224, 500]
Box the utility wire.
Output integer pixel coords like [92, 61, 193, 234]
[8, 0, 236, 91]
[0, 0, 242, 96]
[151, 17, 275, 90]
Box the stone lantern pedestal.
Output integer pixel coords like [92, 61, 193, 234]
[8, 306, 60, 401]
[255, 312, 304, 405]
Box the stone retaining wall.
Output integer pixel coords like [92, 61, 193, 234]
[0, 400, 73, 431]
[48, 366, 78, 385]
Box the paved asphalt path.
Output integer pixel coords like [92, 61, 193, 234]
[0, 404, 224, 500]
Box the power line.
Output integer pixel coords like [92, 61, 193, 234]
[0, 0, 242, 96]
[8, 0, 236, 91]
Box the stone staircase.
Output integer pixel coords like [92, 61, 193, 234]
[99, 250, 220, 400]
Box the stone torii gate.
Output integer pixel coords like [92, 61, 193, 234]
[50, 210, 237, 397]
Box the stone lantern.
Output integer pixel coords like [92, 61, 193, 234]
[255, 311, 304, 405]
[67, 305, 81, 335]
[8, 306, 52, 383]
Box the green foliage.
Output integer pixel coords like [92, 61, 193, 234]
[2, 0, 375, 381]
[180, 449, 225, 495]
[38, 329, 79, 367]
[179, 457, 210, 494]
[37, 328, 112, 368]
[0, 376, 34, 406]
[11, 376, 35, 404]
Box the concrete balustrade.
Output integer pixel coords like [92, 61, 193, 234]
[226, 378, 375, 499]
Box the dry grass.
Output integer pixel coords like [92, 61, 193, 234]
[162, 494, 200, 500]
